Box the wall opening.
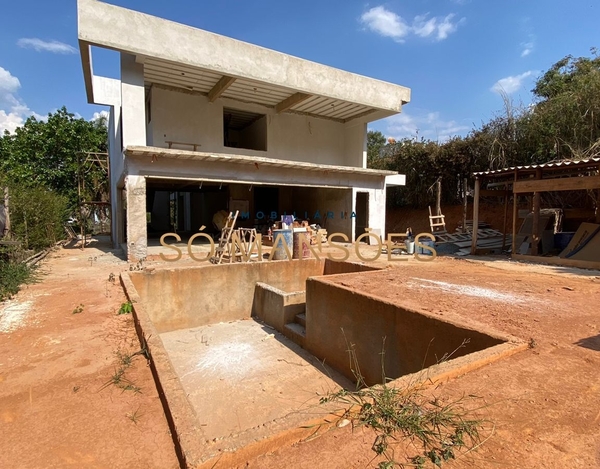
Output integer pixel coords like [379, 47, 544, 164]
[223, 107, 267, 151]
[356, 192, 369, 241]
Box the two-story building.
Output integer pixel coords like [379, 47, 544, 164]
[77, 0, 411, 261]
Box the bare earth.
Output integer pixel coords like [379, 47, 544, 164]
[0, 240, 179, 469]
[1, 239, 600, 469]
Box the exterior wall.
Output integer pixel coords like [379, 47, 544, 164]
[305, 276, 504, 386]
[149, 86, 362, 167]
[125, 175, 147, 261]
[120, 54, 146, 147]
[129, 260, 325, 333]
[252, 283, 306, 333]
[288, 187, 353, 237]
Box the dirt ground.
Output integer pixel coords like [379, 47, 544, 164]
[246, 257, 600, 469]
[1, 237, 600, 468]
[0, 239, 179, 469]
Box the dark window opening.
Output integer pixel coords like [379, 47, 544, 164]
[223, 108, 267, 151]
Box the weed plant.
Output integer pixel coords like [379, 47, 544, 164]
[321, 337, 489, 468]
[0, 258, 33, 301]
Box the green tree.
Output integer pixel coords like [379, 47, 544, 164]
[0, 107, 108, 209]
[526, 50, 600, 161]
[367, 130, 387, 168]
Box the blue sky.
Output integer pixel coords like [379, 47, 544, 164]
[0, 0, 597, 141]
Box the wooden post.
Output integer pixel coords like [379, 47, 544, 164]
[596, 165, 600, 223]
[596, 189, 600, 224]
[531, 168, 543, 256]
[501, 183, 509, 251]
[462, 177, 468, 234]
[470, 177, 480, 255]
[511, 170, 518, 256]
[435, 178, 442, 216]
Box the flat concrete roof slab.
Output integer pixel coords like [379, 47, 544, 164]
[159, 319, 352, 442]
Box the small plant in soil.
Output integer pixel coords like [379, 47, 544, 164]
[72, 303, 84, 314]
[99, 348, 146, 394]
[320, 337, 489, 468]
[118, 301, 133, 315]
[126, 407, 144, 424]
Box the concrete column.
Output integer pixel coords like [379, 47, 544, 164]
[120, 53, 146, 146]
[369, 187, 386, 239]
[125, 175, 147, 261]
[108, 105, 123, 248]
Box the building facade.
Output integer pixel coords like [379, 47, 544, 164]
[77, 0, 411, 261]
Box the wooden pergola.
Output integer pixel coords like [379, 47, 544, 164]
[470, 158, 600, 267]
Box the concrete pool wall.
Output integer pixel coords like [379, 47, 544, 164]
[305, 274, 506, 386]
[122, 260, 526, 468]
[130, 259, 378, 333]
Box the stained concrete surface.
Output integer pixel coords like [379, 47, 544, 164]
[159, 319, 353, 441]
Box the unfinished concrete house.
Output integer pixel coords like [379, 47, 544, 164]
[77, 0, 411, 261]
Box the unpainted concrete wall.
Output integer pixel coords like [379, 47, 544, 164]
[130, 259, 324, 333]
[149, 86, 359, 167]
[252, 283, 305, 332]
[305, 277, 504, 386]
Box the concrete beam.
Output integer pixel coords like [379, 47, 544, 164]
[207, 75, 236, 102]
[78, 40, 94, 104]
[275, 93, 312, 114]
[77, 0, 410, 112]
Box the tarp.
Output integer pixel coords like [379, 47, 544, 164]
[559, 223, 600, 261]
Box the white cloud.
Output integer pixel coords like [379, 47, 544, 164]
[360, 6, 410, 42]
[383, 110, 471, 143]
[413, 14, 462, 41]
[491, 71, 536, 95]
[0, 67, 21, 95]
[92, 110, 110, 122]
[0, 66, 43, 134]
[361, 6, 464, 43]
[0, 110, 25, 135]
[520, 36, 535, 57]
[17, 38, 77, 55]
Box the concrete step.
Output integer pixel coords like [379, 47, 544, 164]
[295, 312, 306, 327]
[283, 322, 306, 348]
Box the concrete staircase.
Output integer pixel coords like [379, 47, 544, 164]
[283, 311, 306, 347]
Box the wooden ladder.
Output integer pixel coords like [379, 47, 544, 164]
[428, 206, 447, 235]
[210, 210, 239, 264]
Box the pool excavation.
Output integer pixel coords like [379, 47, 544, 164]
[121, 259, 526, 468]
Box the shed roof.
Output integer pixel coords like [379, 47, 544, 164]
[473, 158, 600, 179]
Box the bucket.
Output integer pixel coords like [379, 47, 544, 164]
[292, 228, 311, 259]
[416, 239, 435, 255]
[272, 229, 293, 260]
[405, 240, 415, 254]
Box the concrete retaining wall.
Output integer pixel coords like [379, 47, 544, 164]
[130, 259, 324, 333]
[305, 277, 505, 386]
[252, 283, 305, 333]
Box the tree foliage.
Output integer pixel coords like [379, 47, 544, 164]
[7, 184, 68, 251]
[367, 130, 387, 167]
[0, 107, 108, 210]
[370, 49, 600, 208]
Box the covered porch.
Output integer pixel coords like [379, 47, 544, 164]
[123, 146, 403, 261]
